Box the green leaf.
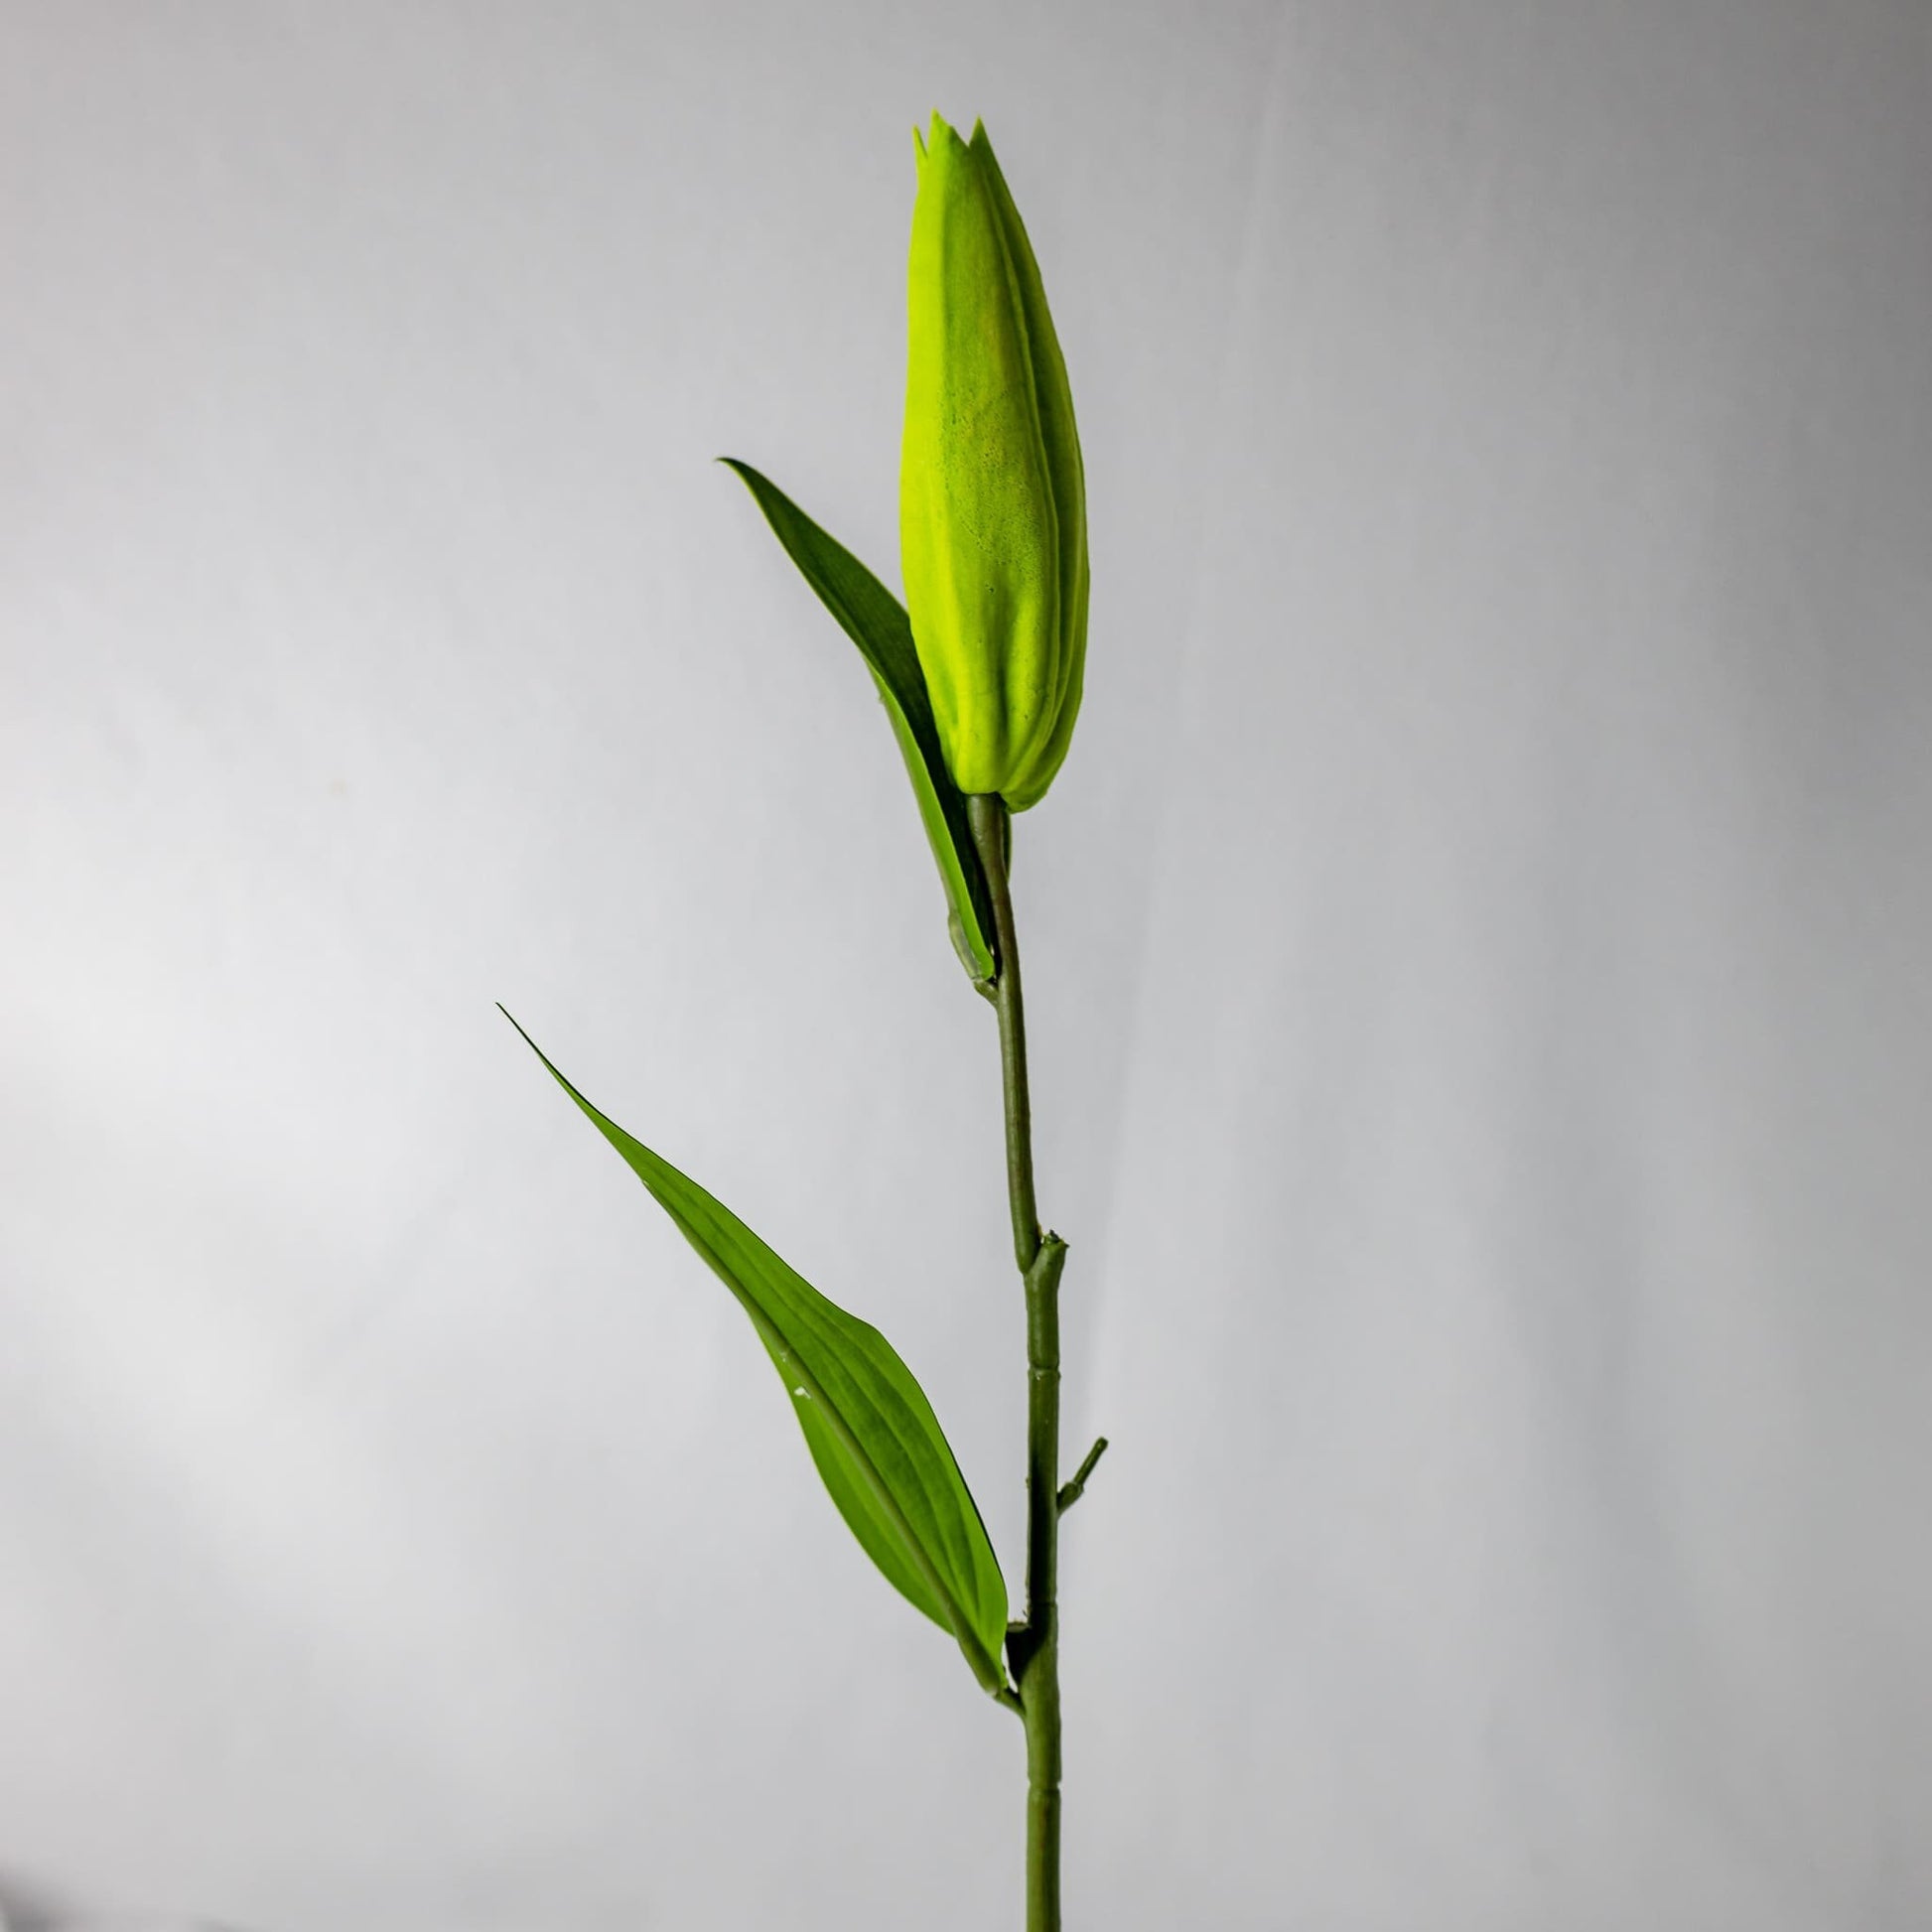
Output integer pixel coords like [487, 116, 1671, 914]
[719, 458, 997, 983]
[502, 1008, 1012, 1697]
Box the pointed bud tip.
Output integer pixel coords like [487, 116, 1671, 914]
[919, 111, 978, 165]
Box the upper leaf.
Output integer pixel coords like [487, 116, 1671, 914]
[502, 1009, 1012, 1697]
[721, 458, 997, 983]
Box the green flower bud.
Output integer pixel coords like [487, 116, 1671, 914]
[899, 114, 1089, 811]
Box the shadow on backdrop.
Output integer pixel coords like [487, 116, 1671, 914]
[0, 1871, 260, 1932]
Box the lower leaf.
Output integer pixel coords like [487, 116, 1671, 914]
[502, 1008, 1012, 1698]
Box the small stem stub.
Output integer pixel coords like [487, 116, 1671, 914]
[1056, 1435, 1109, 1514]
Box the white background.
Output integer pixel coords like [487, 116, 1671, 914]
[4, 3, 1929, 1928]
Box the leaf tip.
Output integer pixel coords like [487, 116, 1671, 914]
[495, 1003, 548, 1065]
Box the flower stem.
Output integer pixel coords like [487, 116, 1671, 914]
[967, 793, 1063, 1932]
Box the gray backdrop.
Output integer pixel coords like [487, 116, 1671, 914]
[3, 3, 1928, 1928]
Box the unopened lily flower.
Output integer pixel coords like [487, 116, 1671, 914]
[899, 113, 1089, 811]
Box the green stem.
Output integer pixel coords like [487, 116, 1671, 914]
[968, 793, 1063, 1932]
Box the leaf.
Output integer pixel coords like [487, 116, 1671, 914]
[501, 1008, 1012, 1697]
[719, 458, 997, 983]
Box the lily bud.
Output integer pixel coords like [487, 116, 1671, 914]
[899, 114, 1088, 811]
